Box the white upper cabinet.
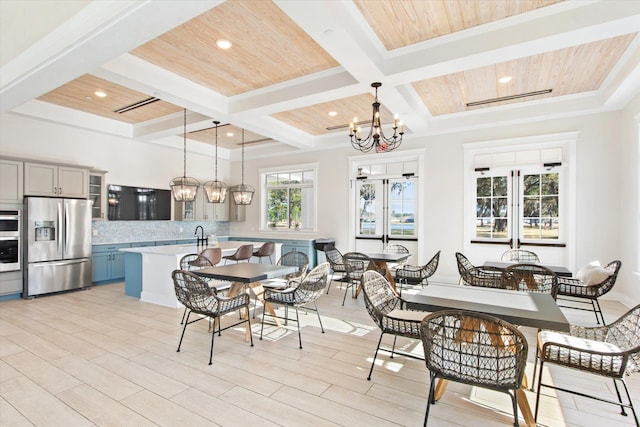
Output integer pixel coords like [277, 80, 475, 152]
[24, 162, 89, 198]
[0, 159, 24, 203]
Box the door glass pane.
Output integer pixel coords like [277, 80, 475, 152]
[358, 182, 377, 235]
[475, 175, 508, 239]
[522, 172, 559, 240]
[389, 180, 416, 237]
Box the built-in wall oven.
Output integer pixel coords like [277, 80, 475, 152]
[0, 210, 20, 272]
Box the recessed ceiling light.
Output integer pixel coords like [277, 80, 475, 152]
[94, 90, 107, 98]
[328, 111, 337, 116]
[216, 39, 232, 49]
[85, 96, 93, 100]
[226, 132, 234, 137]
[499, 76, 512, 84]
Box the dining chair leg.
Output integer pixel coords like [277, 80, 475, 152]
[367, 333, 385, 380]
[510, 391, 519, 427]
[424, 372, 437, 426]
[326, 273, 334, 294]
[342, 282, 351, 306]
[259, 308, 266, 340]
[594, 299, 605, 325]
[391, 335, 398, 358]
[534, 359, 545, 422]
[209, 317, 216, 365]
[313, 302, 324, 333]
[180, 307, 188, 324]
[295, 307, 302, 349]
[619, 378, 639, 425]
[177, 312, 191, 353]
[246, 306, 254, 347]
[613, 378, 629, 416]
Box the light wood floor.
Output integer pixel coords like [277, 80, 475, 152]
[1, 280, 638, 426]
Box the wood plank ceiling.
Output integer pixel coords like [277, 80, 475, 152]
[31, 0, 638, 150]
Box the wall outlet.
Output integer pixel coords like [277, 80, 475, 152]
[179, 227, 183, 233]
[92, 229, 98, 236]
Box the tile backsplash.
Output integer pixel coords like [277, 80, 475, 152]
[91, 220, 229, 244]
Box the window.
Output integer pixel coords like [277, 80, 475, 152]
[261, 165, 317, 231]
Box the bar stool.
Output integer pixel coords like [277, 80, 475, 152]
[252, 241, 275, 263]
[223, 244, 253, 264]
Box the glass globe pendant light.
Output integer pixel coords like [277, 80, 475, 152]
[170, 108, 200, 201]
[203, 121, 228, 203]
[230, 128, 254, 205]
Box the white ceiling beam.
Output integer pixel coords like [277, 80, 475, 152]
[0, 0, 221, 113]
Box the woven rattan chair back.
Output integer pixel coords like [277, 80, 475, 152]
[420, 310, 528, 426]
[501, 249, 540, 263]
[362, 270, 401, 329]
[461, 266, 517, 289]
[278, 250, 309, 281]
[200, 247, 222, 266]
[179, 254, 214, 271]
[455, 252, 474, 277]
[505, 263, 558, 299]
[325, 245, 346, 273]
[291, 262, 330, 305]
[395, 250, 440, 291]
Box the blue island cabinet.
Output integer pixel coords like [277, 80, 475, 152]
[92, 243, 131, 283]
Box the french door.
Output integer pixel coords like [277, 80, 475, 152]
[354, 176, 418, 258]
[470, 165, 568, 265]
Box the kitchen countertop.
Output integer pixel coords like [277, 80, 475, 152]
[120, 241, 261, 256]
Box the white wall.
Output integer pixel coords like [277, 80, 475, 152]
[2, 107, 637, 307]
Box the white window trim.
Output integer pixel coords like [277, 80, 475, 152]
[258, 162, 319, 233]
[463, 132, 577, 269]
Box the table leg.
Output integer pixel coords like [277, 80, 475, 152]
[249, 282, 281, 328]
[516, 387, 536, 427]
[355, 261, 396, 298]
[434, 379, 449, 401]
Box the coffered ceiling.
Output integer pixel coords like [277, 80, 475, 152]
[1, 0, 639, 156]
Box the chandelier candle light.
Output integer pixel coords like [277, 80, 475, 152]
[349, 82, 404, 153]
[203, 121, 228, 203]
[230, 128, 255, 205]
[170, 109, 200, 201]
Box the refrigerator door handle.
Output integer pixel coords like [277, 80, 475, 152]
[57, 201, 64, 255]
[65, 202, 69, 256]
[30, 258, 89, 268]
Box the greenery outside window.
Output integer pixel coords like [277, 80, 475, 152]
[262, 166, 316, 231]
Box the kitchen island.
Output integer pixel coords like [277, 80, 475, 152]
[120, 241, 280, 307]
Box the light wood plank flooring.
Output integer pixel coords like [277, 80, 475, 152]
[1, 280, 638, 426]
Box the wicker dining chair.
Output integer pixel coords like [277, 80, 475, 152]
[178, 254, 217, 324]
[455, 252, 475, 284]
[342, 252, 384, 306]
[383, 243, 410, 272]
[252, 250, 309, 318]
[324, 245, 347, 294]
[420, 310, 528, 427]
[171, 270, 253, 365]
[535, 304, 640, 426]
[501, 249, 540, 263]
[260, 262, 330, 349]
[362, 270, 427, 380]
[395, 250, 440, 295]
[460, 265, 517, 289]
[505, 263, 558, 300]
[556, 260, 621, 325]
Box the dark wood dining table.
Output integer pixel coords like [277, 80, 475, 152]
[404, 283, 570, 427]
[194, 263, 297, 340]
[483, 260, 572, 277]
[363, 251, 411, 292]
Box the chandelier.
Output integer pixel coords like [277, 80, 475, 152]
[203, 121, 228, 203]
[170, 109, 199, 201]
[349, 82, 404, 153]
[230, 129, 255, 205]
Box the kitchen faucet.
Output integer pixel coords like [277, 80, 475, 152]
[194, 225, 207, 246]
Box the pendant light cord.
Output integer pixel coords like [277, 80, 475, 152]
[241, 128, 245, 185]
[214, 121, 219, 180]
[183, 108, 187, 178]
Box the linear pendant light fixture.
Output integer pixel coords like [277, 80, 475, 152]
[230, 129, 254, 205]
[349, 82, 404, 153]
[203, 121, 228, 203]
[169, 109, 200, 201]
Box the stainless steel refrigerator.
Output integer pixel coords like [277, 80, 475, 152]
[23, 197, 92, 297]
